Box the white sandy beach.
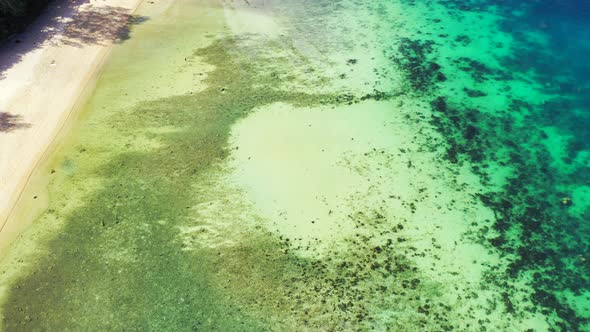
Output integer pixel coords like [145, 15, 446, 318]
[0, 0, 145, 253]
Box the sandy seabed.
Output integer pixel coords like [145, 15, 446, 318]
[0, 0, 588, 330]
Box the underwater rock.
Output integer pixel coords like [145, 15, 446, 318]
[463, 87, 487, 97]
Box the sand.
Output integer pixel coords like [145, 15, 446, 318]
[0, 0, 585, 329]
[0, 0, 146, 254]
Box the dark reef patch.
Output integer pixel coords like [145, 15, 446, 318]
[463, 87, 487, 98]
[454, 34, 471, 46]
[453, 56, 508, 83]
[429, 87, 590, 330]
[391, 0, 590, 330]
[391, 38, 446, 93]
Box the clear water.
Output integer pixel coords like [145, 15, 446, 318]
[0, 0, 588, 330]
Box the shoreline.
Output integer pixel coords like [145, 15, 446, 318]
[0, 0, 585, 329]
[0, 0, 146, 255]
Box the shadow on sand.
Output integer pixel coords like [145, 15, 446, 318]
[0, 112, 31, 132]
[60, 6, 149, 47]
[0, 0, 148, 79]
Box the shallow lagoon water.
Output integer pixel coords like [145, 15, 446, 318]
[0, 0, 588, 330]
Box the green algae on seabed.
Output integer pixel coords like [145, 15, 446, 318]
[1, 0, 588, 330]
[0, 40, 260, 330]
[0, 1, 478, 330]
[0, 5, 410, 331]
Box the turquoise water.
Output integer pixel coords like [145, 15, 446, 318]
[0, 0, 588, 330]
[404, 0, 590, 329]
[414, 1, 590, 329]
